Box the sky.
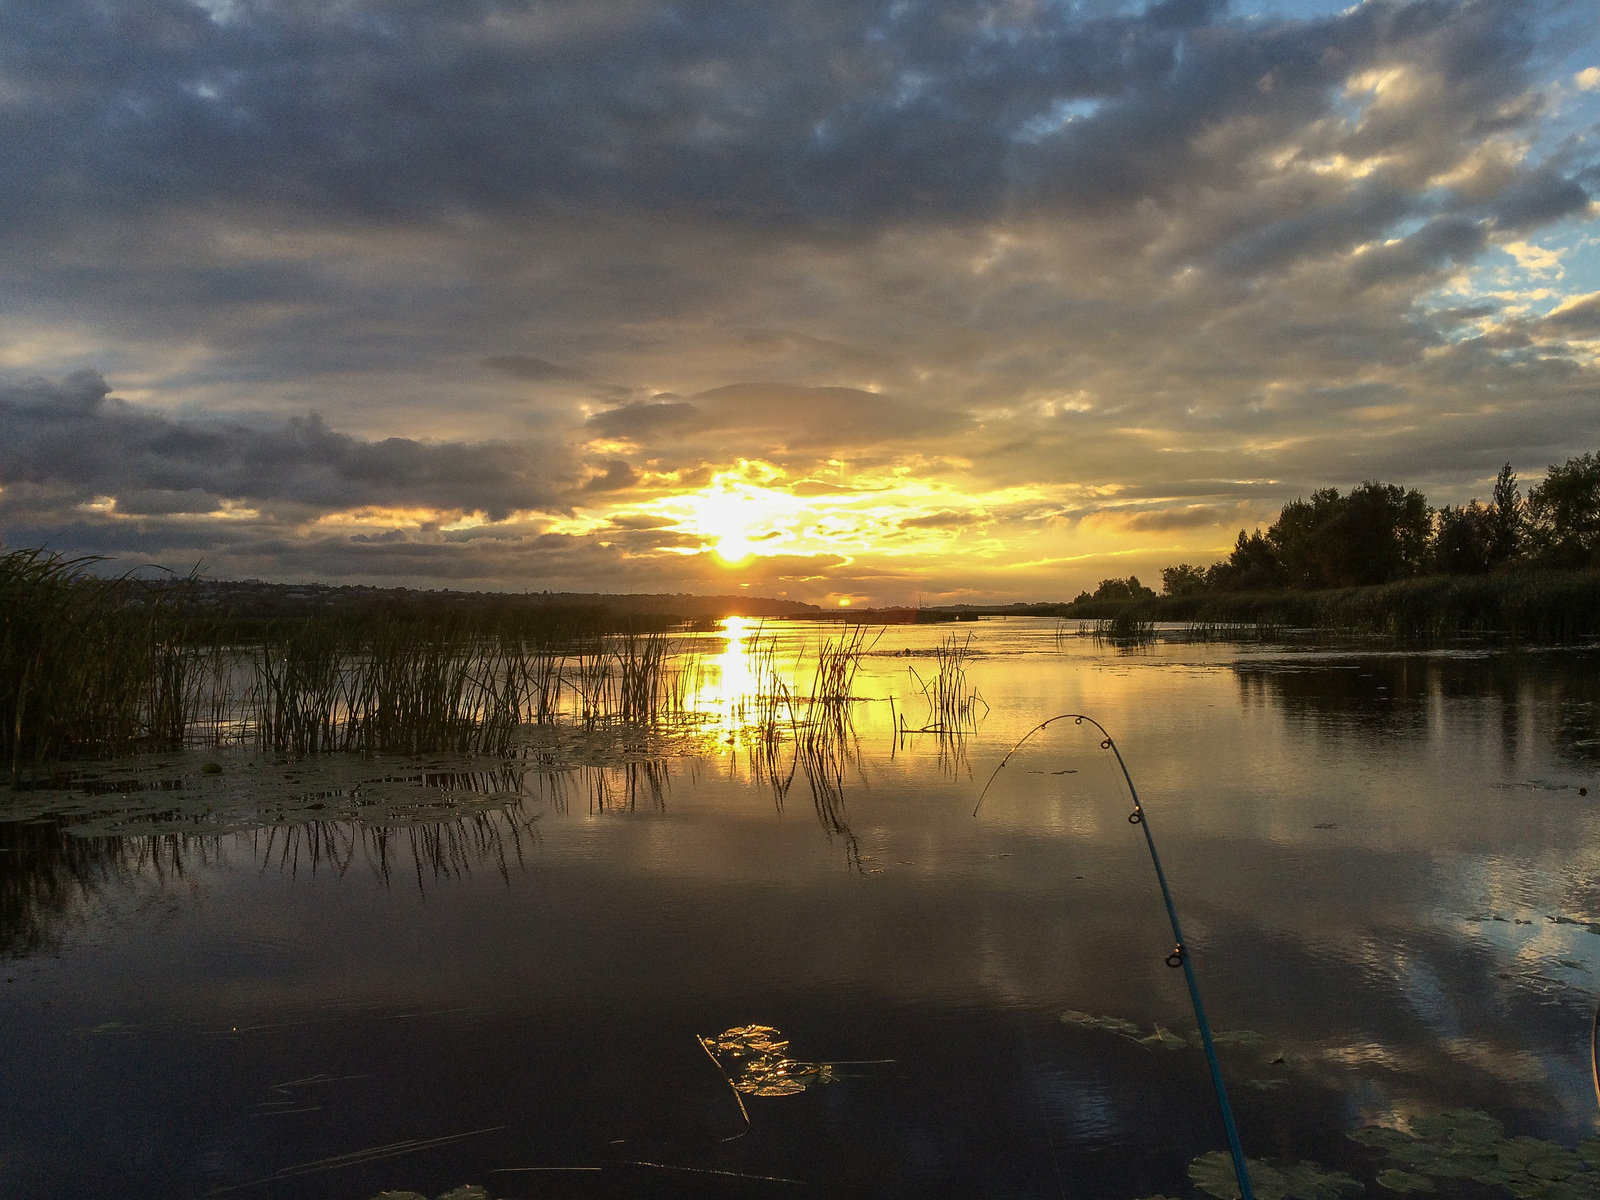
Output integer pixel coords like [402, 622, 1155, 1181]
[1, 0, 1598, 606]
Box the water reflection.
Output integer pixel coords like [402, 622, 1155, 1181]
[1, 819, 204, 957]
[1235, 649, 1600, 768]
[10, 626, 1600, 1199]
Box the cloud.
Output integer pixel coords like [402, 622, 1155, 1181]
[1538, 292, 1600, 334]
[483, 356, 589, 382]
[585, 384, 966, 463]
[581, 460, 639, 492]
[899, 509, 983, 529]
[1116, 506, 1233, 533]
[0, 371, 574, 522]
[0, 0, 1596, 600]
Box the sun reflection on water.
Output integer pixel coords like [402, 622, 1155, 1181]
[702, 615, 759, 742]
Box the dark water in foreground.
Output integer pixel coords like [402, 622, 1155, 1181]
[3, 620, 1600, 1200]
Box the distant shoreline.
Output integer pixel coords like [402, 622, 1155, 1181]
[1021, 569, 1600, 642]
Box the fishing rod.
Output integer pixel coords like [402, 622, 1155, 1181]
[975, 713, 1256, 1200]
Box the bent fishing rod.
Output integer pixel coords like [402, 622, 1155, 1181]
[975, 713, 1256, 1200]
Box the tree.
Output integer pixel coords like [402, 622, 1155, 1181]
[1161, 564, 1210, 596]
[1434, 502, 1497, 574]
[1267, 482, 1429, 588]
[1092, 576, 1155, 601]
[1490, 462, 1522, 565]
[1206, 529, 1285, 592]
[1527, 452, 1600, 568]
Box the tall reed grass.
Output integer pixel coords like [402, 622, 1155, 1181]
[0, 547, 701, 774]
[1, 548, 203, 780]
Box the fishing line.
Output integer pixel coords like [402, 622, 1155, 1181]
[1591, 996, 1599, 1113]
[975, 713, 1257, 1200]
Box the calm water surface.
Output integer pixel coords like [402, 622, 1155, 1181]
[3, 619, 1599, 1199]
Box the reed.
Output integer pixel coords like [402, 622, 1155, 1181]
[1, 547, 703, 770]
[1093, 611, 1156, 644]
[905, 632, 987, 732]
[1, 548, 205, 777]
[0, 543, 881, 771]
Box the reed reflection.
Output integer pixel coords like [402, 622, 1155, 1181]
[1, 818, 215, 958]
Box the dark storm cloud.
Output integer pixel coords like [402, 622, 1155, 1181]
[0, 0, 1581, 242]
[0, 371, 574, 519]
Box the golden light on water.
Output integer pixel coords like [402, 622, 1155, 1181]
[700, 615, 760, 739]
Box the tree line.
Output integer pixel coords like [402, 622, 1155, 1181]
[1077, 451, 1600, 603]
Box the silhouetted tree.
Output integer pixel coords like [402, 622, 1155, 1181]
[1206, 529, 1285, 591]
[1092, 576, 1155, 601]
[1160, 564, 1210, 596]
[1268, 482, 1429, 588]
[1435, 502, 1498, 574]
[1527, 453, 1600, 568]
[1490, 462, 1522, 565]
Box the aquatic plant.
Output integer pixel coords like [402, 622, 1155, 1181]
[1095, 610, 1156, 644]
[0, 546, 896, 772]
[1350, 1109, 1600, 1200]
[905, 631, 987, 734]
[697, 1025, 838, 1098]
[1190, 1151, 1364, 1200]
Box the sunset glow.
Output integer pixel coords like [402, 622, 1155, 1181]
[0, 0, 1595, 605]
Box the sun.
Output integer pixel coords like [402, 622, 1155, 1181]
[667, 476, 799, 563]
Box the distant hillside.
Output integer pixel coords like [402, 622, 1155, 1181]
[186, 579, 822, 620]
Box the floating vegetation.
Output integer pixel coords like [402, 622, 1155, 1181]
[1061, 1009, 1144, 1037]
[697, 1025, 838, 1098]
[1350, 1110, 1600, 1199]
[1095, 610, 1157, 645]
[1061, 1010, 1268, 1055]
[1375, 1169, 1436, 1193]
[1190, 1150, 1364, 1200]
[368, 1188, 489, 1200]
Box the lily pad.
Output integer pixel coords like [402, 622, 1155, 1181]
[1189, 1152, 1360, 1200]
[1580, 1137, 1600, 1171]
[1061, 1010, 1143, 1037]
[1419, 1152, 1499, 1178]
[1350, 1127, 1421, 1153]
[1375, 1169, 1435, 1193]
[1206, 1029, 1267, 1047]
[1140, 1024, 1188, 1051]
[1355, 1110, 1600, 1200]
[698, 1024, 837, 1097]
[1526, 1147, 1583, 1181]
[1387, 1144, 1441, 1167]
[1280, 1160, 1364, 1199]
[1190, 1151, 1249, 1199]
